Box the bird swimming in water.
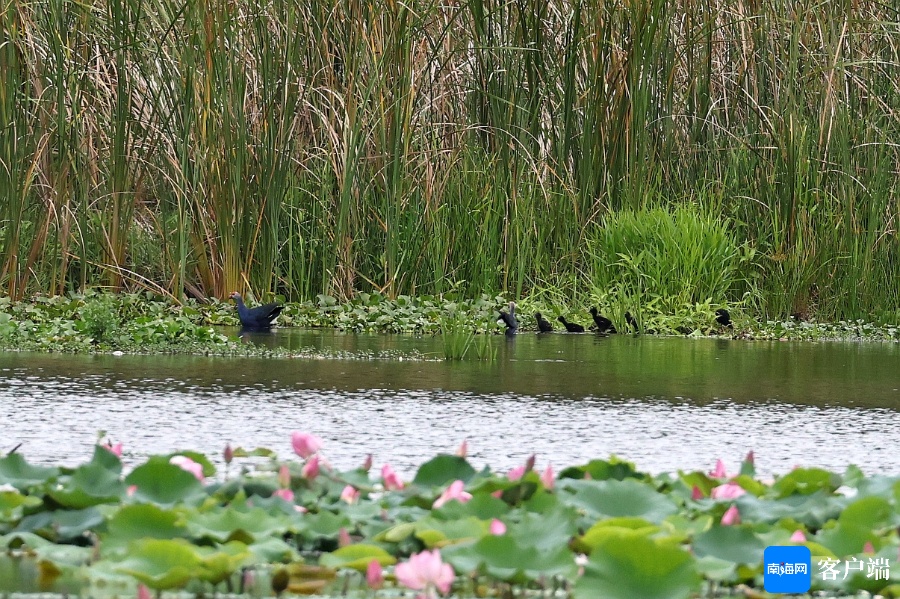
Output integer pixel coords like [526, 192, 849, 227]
[557, 316, 585, 333]
[590, 307, 617, 334]
[535, 312, 554, 332]
[498, 301, 518, 335]
[715, 308, 733, 329]
[624, 311, 639, 333]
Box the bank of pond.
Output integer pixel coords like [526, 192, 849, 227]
[0, 293, 898, 357]
[0, 435, 897, 598]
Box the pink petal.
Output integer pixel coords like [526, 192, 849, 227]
[102, 442, 123, 458]
[340, 485, 359, 504]
[395, 559, 426, 590]
[540, 464, 555, 490]
[273, 488, 294, 502]
[366, 560, 383, 589]
[711, 482, 746, 500]
[508, 465, 526, 481]
[709, 459, 728, 478]
[456, 439, 468, 458]
[382, 464, 405, 491]
[223, 443, 234, 465]
[278, 464, 291, 488]
[361, 453, 373, 471]
[489, 519, 506, 535]
[301, 455, 320, 480]
[137, 584, 152, 599]
[790, 530, 806, 542]
[864, 541, 875, 554]
[169, 456, 204, 481]
[721, 505, 741, 526]
[338, 527, 351, 547]
[744, 450, 755, 465]
[291, 431, 323, 459]
[691, 485, 704, 500]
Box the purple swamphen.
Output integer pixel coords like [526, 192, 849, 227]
[229, 292, 283, 328]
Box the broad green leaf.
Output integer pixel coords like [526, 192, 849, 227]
[107, 504, 187, 543]
[0, 490, 42, 522]
[197, 541, 251, 584]
[559, 458, 642, 482]
[319, 544, 396, 571]
[773, 468, 839, 497]
[414, 516, 486, 547]
[0, 454, 58, 490]
[574, 530, 701, 599]
[15, 508, 104, 542]
[246, 537, 298, 564]
[187, 507, 291, 544]
[114, 538, 202, 590]
[299, 511, 351, 540]
[562, 479, 677, 523]
[442, 534, 576, 583]
[413, 455, 475, 488]
[46, 461, 124, 509]
[124, 459, 205, 506]
[692, 525, 767, 565]
[578, 519, 660, 553]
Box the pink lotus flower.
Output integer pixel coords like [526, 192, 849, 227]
[340, 485, 360, 504]
[433, 480, 472, 508]
[790, 530, 807, 542]
[301, 454, 320, 480]
[242, 569, 255, 592]
[709, 459, 729, 478]
[491, 490, 503, 499]
[395, 550, 454, 596]
[721, 505, 741, 526]
[382, 464, 404, 491]
[137, 584, 152, 599]
[339, 527, 352, 547]
[278, 464, 291, 488]
[273, 488, 294, 502]
[489, 519, 506, 535]
[366, 560, 384, 589]
[126, 485, 138, 497]
[864, 541, 875, 554]
[223, 443, 234, 465]
[362, 453, 373, 471]
[744, 450, 755, 465]
[291, 432, 322, 459]
[169, 456, 204, 481]
[541, 464, 555, 490]
[456, 439, 468, 458]
[711, 482, 746, 500]
[691, 485, 704, 500]
[508, 465, 526, 481]
[103, 442, 123, 458]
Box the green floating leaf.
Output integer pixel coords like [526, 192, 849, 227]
[124, 459, 205, 506]
[0, 454, 59, 490]
[773, 468, 839, 497]
[187, 507, 292, 544]
[46, 461, 124, 509]
[559, 458, 642, 482]
[574, 530, 701, 599]
[15, 508, 105, 543]
[413, 455, 475, 488]
[197, 541, 251, 584]
[443, 534, 576, 583]
[578, 519, 660, 554]
[692, 525, 767, 566]
[114, 538, 202, 590]
[107, 504, 188, 544]
[299, 511, 351, 540]
[561, 479, 677, 523]
[414, 516, 486, 548]
[319, 544, 397, 571]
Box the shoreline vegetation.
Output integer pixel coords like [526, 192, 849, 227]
[0, 434, 897, 598]
[0, 292, 896, 357]
[1, 0, 898, 325]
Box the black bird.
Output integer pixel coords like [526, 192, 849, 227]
[557, 316, 585, 333]
[535, 312, 554, 333]
[715, 308, 733, 329]
[589, 307, 617, 334]
[229, 292, 283, 329]
[624, 311, 639, 333]
[498, 301, 518, 335]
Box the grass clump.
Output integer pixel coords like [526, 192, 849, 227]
[587, 206, 757, 322]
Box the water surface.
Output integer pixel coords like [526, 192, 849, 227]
[1, 330, 898, 477]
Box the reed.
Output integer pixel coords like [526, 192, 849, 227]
[0, 0, 897, 321]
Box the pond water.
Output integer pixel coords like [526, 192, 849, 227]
[0, 330, 898, 478]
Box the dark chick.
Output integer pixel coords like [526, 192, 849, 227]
[498, 301, 518, 335]
[535, 312, 554, 332]
[624, 311, 639, 333]
[715, 308, 733, 329]
[589, 307, 617, 334]
[557, 316, 585, 333]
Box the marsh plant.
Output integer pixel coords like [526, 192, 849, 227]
[1, 0, 898, 322]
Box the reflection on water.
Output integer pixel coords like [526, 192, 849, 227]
[0, 330, 898, 476]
